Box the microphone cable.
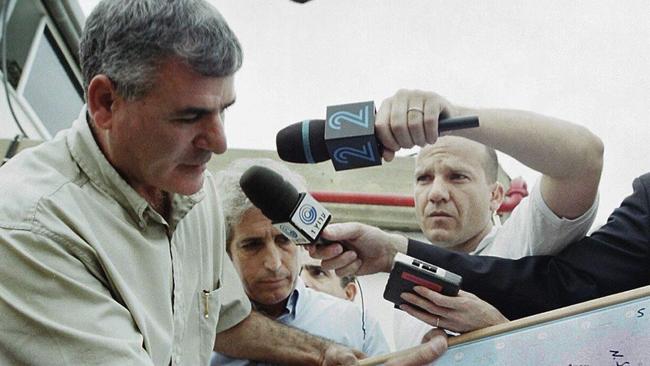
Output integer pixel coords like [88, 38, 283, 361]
[356, 277, 367, 340]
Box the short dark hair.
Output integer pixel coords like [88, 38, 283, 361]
[482, 145, 499, 183]
[417, 137, 500, 184]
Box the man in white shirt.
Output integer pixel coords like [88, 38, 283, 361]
[376, 90, 603, 349]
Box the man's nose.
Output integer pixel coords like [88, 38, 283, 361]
[427, 178, 450, 203]
[263, 245, 282, 272]
[194, 114, 227, 154]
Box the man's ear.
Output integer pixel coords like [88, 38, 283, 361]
[489, 181, 505, 212]
[87, 75, 118, 130]
[344, 282, 357, 302]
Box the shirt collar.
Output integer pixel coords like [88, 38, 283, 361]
[252, 277, 306, 321]
[66, 106, 205, 230]
[470, 226, 498, 255]
[285, 277, 307, 319]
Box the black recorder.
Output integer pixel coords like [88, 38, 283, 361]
[384, 253, 462, 308]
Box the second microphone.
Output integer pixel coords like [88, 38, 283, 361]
[240, 165, 331, 245]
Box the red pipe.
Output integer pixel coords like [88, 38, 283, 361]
[496, 177, 528, 214]
[310, 177, 529, 213]
[310, 191, 414, 207]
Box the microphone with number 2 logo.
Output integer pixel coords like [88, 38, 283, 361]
[276, 100, 479, 171]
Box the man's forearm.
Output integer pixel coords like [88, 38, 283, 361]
[451, 107, 603, 180]
[216, 311, 335, 365]
[451, 107, 603, 218]
[408, 235, 648, 320]
[407, 175, 650, 319]
[407, 238, 592, 319]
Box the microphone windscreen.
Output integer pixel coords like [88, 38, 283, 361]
[239, 165, 301, 221]
[276, 120, 330, 163]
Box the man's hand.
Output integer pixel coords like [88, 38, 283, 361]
[375, 89, 457, 161]
[321, 344, 364, 366]
[385, 329, 448, 366]
[307, 222, 408, 277]
[400, 287, 509, 333]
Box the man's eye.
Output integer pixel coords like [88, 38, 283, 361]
[310, 268, 327, 277]
[451, 173, 469, 181]
[415, 175, 431, 184]
[175, 114, 200, 123]
[174, 111, 209, 123]
[240, 240, 261, 251]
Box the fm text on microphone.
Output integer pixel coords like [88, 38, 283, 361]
[276, 100, 480, 171]
[239, 165, 331, 244]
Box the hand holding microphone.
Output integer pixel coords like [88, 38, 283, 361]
[276, 90, 479, 170]
[238, 164, 407, 267]
[375, 89, 470, 162]
[239, 165, 331, 244]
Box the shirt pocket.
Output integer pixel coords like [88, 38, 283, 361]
[198, 285, 222, 360]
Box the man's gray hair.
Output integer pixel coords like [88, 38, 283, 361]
[80, 0, 242, 100]
[215, 159, 308, 246]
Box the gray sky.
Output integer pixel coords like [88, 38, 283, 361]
[78, 0, 650, 228]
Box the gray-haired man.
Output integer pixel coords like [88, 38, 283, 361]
[0, 1, 370, 365]
[210, 159, 391, 366]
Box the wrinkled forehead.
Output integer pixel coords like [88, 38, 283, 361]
[229, 208, 273, 249]
[416, 136, 487, 174]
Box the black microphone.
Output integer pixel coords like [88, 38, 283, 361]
[276, 100, 479, 171]
[240, 165, 331, 244]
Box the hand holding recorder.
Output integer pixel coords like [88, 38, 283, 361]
[308, 223, 509, 335]
[307, 222, 461, 285]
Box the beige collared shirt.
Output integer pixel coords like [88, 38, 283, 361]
[0, 107, 251, 365]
